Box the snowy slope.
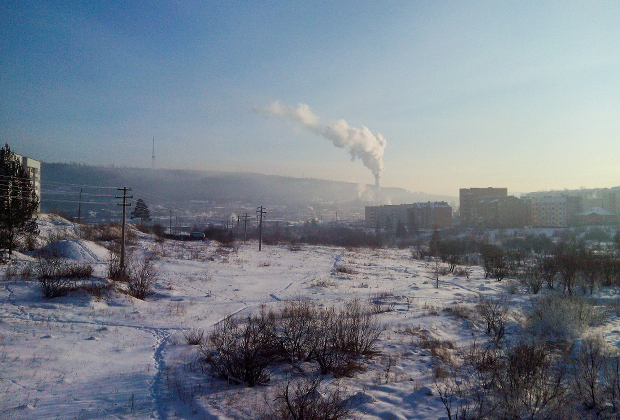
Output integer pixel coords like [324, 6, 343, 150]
[3, 217, 612, 419]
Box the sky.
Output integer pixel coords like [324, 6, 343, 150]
[2, 1, 620, 197]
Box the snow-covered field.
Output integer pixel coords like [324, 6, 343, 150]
[1, 215, 618, 419]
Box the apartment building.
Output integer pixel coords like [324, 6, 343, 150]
[14, 153, 41, 212]
[459, 187, 507, 226]
[530, 196, 581, 227]
[365, 202, 452, 230]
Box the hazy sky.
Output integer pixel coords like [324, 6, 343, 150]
[2, 1, 620, 196]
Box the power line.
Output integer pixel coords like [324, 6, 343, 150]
[41, 180, 118, 189]
[42, 198, 116, 205]
[40, 190, 115, 198]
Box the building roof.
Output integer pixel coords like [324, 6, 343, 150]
[577, 207, 616, 217]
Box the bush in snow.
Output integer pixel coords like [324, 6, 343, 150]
[265, 375, 351, 420]
[184, 328, 205, 346]
[437, 341, 571, 420]
[279, 300, 319, 364]
[494, 342, 568, 419]
[313, 300, 384, 377]
[36, 255, 94, 299]
[201, 311, 279, 387]
[126, 255, 157, 300]
[525, 294, 604, 346]
[476, 296, 509, 346]
[571, 334, 608, 410]
[107, 244, 131, 281]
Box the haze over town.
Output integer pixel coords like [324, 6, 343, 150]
[3, 1, 620, 196]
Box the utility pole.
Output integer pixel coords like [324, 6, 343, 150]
[256, 206, 266, 251]
[241, 213, 251, 243]
[77, 188, 82, 224]
[169, 210, 172, 235]
[116, 187, 133, 272]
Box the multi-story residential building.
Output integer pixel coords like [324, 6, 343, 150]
[365, 202, 452, 230]
[14, 153, 41, 212]
[474, 195, 530, 228]
[365, 204, 415, 229]
[459, 187, 507, 226]
[414, 202, 453, 230]
[530, 196, 581, 227]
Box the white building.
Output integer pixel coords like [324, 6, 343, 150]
[531, 196, 581, 227]
[15, 154, 41, 212]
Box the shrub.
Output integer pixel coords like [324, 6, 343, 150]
[494, 342, 567, 419]
[369, 292, 395, 314]
[333, 265, 356, 275]
[201, 312, 279, 387]
[267, 376, 351, 420]
[62, 263, 94, 279]
[39, 275, 71, 299]
[438, 341, 571, 420]
[126, 255, 157, 300]
[20, 263, 34, 281]
[476, 297, 509, 345]
[572, 334, 607, 410]
[184, 328, 205, 346]
[107, 246, 129, 281]
[81, 282, 111, 299]
[435, 362, 494, 420]
[279, 300, 319, 364]
[314, 300, 384, 377]
[518, 265, 543, 294]
[603, 353, 620, 413]
[526, 294, 603, 345]
[35, 256, 94, 299]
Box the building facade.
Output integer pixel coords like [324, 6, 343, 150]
[459, 187, 507, 226]
[530, 196, 581, 227]
[474, 195, 530, 228]
[365, 202, 452, 230]
[15, 154, 41, 212]
[575, 208, 617, 226]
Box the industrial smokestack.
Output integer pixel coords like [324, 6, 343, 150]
[254, 101, 386, 187]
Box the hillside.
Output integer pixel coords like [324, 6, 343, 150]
[40, 163, 457, 222]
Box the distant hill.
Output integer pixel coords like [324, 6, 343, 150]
[40, 163, 457, 222]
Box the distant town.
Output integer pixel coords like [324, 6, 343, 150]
[16, 151, 620, 233]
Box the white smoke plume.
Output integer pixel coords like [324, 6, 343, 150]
[254, 101, 387, 187]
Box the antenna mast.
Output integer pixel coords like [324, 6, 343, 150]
[152, 137, 155, 169]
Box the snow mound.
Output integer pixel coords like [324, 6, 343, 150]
[36, 240, 110, 264]
[36, 213, 79, 240]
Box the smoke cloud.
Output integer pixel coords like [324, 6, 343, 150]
[254, 101, 387, 187]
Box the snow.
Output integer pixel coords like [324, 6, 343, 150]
[35, 239, 111, 264]
[1, 215, 615, 419]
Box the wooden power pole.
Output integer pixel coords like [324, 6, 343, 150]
[241, 213, 251, 243]
[256, 206, 266, 251]
[77, 188, 82, 224]
[116, 187, 133, 272]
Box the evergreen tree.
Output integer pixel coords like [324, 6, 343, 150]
[0, 144, 39, 259]
[130, 198, 151, 226]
